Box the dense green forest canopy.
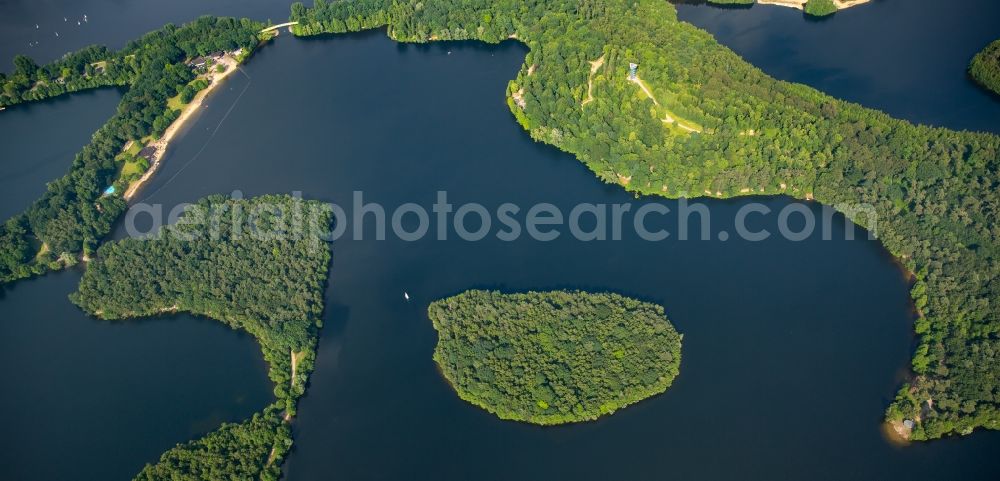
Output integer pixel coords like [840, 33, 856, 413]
[429, 290, 682, 425]
[0, 16, 263, 286]
[72, 194, 333, 478]
[2, 45, 122, 105]
[970, 39, 1000, 97]
[289, 0, 1000, 440]
[802, 0, 838, 17]
[133, 405, 290, 481]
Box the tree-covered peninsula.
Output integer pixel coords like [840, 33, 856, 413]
[289, 0, 999, 440]
[970, 39, 1000, 97]
[0, 17, 265, 286]
[429, 290, 682, 425]
[72, 194, 333, 480]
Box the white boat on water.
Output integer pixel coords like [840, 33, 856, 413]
[404, 292, 410, 301]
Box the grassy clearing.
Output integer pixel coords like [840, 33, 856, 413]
[121, 159, 148, 178]
[167, 93, 186, 111]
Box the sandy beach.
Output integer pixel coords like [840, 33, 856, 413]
[756, 0, 871, 11]
[123, 54, 240, 201]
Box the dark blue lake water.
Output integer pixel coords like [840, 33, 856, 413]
[1, 1, 999, 480]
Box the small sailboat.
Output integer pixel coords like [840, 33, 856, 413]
[404, 292, 411, 301]
[35, 24, 39, 29]
[54, 31, 59, 37]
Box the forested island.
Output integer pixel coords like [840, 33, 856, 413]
[0, 17, 265, 286]
[288, 0, 999, 440]
[428, 290, 682, 424]
[0, 0, 996, 453]
[72, 195, 333, 480]
[970, 39, 1000, 97]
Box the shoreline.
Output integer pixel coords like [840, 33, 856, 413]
[756, 0, 871, 12]
[123, 54, 241, 201]
[883, 420, 913, 445]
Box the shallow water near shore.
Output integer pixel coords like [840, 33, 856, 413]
[1, 1, 1000, 480]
